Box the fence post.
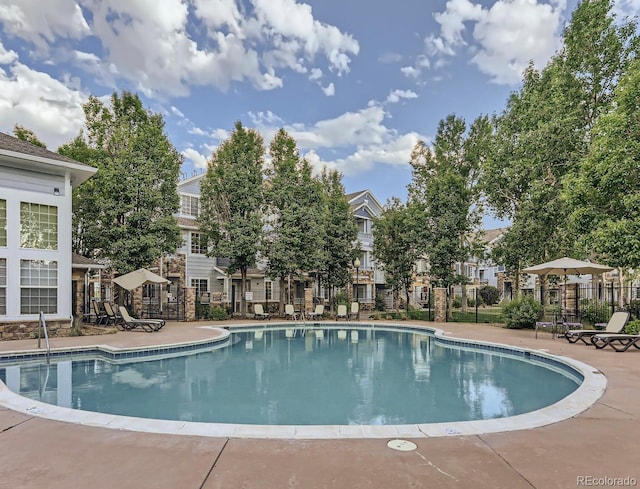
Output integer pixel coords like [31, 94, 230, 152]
[611, 282, 615, 316]
[475, 288, 479, 323]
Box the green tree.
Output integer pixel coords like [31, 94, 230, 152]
[566, 57, 640, 278]
[318, 169, 358, 312]
[199, 121, 265, 317]
[408, 115, 481, 317]
[13, 124, 46, 148]
[373, 198, 419, 313]
[59, 91, 182, 272]
[263, 129, 325, 312]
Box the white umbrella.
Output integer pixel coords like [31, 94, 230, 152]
[523, 257, 613, 320]
[113, 268, 170, 291]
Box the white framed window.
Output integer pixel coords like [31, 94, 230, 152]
[190, 278, 209, 295]
[20, 260, 58, 314]
[181, 195, 200, 218]
[0, 258, 6, 315]
[20, 202, 58, 250]
[0, 199, 6, 247]
[190, 232, 205, 254]
[265, 280, 272, 301]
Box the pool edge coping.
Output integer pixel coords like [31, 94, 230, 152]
[0, 322, 607, 439]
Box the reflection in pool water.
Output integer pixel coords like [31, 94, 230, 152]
[0, 327, 580, 425]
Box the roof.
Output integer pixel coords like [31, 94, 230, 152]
[72, 253, 105, 269]
[0, 131, 97, 186]
[478, 227, 507, 245]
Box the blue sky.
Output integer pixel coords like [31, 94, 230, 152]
[1, 0, 637, 228]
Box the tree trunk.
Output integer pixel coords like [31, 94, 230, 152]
[279, 276, 287, 315]
[461, 284, 467, 313]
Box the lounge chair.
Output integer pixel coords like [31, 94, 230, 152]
[103, 302, 121, 326]
[336, 304, 348, 320]
[350, 302, 359, 320]
[92, 301, 108, 325]
[284, 304, 298, 320]
[307, 304, 324, 320]
[591, 332, 640, 352]
[253, 304, 270, 320]
[118, 306, 163, 332]
[564, 311, 629, 344]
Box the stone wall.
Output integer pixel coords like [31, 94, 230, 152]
[0, 318, 72, 340]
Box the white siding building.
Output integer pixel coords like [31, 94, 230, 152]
[0, 132, 96, 328]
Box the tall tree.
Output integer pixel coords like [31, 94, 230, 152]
[199, 121, 265, 317]
[408, 115, 481, 317]
[373, 197, 419, 313]
[318, 169, 358, 312]
[566, 57, 640, 278]
[263, 129, 325, 312]
[13, 124, 46, 148]
[59, 91, 182, 272]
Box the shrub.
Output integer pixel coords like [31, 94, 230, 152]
[579, 300, 610, 325]
[478, 285, 500, 306]
[199, 304, 228, 320]
[452, 297, 462, 308]
[374, 294, 386, 311]
[625, 319, 640, 335]
[501, 295, 543, 329]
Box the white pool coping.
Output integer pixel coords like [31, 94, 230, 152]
[0, 323, 607, 439]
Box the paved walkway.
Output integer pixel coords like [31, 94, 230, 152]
[0, 320, 638, 489]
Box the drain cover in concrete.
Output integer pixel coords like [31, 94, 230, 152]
[387, 439, 417, 451]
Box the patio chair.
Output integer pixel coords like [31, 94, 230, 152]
[118, 306, 162, 332]
[103, 302, 121, 326]
[336, 304, 348, 321]
[92, 301, 108, 326]
[350, 302, 359, 320]
[307, 304, 324, 320]
[591, 332, 640, 352]
[253, 304, 270, 320]
[564, 311, 629, 345]
[284, 304, 298, 320]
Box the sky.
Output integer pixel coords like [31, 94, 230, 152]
[1, 0, 639, 229]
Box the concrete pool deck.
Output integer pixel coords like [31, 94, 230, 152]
[0, 320, 638, 488]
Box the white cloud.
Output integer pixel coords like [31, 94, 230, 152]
[171, 106, 185, 118]
[415, 0, 567, 85]
[322, 82, 335, 96]
[0, 41, 87, 149]
[0, 0, 359, 98]
[401, 65, 421, 78]
[0, 0, 90, 50]
[386, 89, 418, 104]
[182, 147, 208, 169]
[309, 68, 323, 80]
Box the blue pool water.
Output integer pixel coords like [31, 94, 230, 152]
[0, 327, 580, 425]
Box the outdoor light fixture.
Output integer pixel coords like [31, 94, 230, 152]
[53, 188, 60, 196]
[353, 257, 361, 303]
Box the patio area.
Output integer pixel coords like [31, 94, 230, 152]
[0, 320, 638, 489]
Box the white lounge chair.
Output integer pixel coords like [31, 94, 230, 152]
[564, 311, 629, 345]
[336, 304, 348, 320]
[350, 302, 359, 320]
[253, 304, 270, 320]
[307, 304, 324, 320]
[284, 304, 298, 320]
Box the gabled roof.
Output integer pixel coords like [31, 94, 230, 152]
[0, 132, 97, 186]
[72, 253, 105, 269]
[478, 227, 507, 245]
[346, 189, 384, 216]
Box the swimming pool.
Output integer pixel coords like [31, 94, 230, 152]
[0, 324, 601, 438]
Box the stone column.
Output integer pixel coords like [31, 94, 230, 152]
[185, 287, 196, 321]
[434, 287, 447, 323]
[304, 288, 313, 315]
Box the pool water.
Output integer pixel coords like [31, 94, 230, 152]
[0, 327, 580, 425]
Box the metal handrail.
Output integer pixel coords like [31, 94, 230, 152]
[38, 311, 51, 364]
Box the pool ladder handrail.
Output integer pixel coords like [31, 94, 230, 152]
[38, 311, 51, 364]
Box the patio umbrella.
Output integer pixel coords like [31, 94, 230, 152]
[113, 268, 170, 291]
[522, 257, 613, 319]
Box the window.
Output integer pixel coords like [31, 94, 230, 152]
[20, 202, 58, 250]
[20, 260, 58, 314]
[191, 278, 208, 295]
[0, 259, 5, 315]
[265, 280, 272, 301]
[0, 199, 6, 246]
[190, 232, 205, 254]
[181, 195, 200, 218]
